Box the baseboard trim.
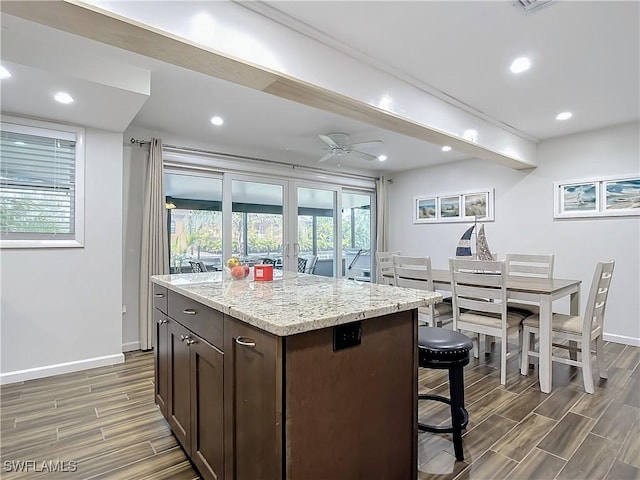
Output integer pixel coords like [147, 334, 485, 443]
[604, 333, 640, 347]
[0, 353, 125, 385]
[122, 341, 141, 352]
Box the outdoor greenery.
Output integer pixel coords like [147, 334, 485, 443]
[169, 205, 370, 270]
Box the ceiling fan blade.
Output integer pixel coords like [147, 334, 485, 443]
[349, 140, 384, 149]
[318, 152, 335, 163]
[349, 150, 378, 161]
[318, 134, 338, 149]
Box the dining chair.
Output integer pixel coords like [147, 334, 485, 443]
[506, 253, 555, 314]
[520, 260, 615, 394]
[393, 255, 453, 328]
[505, 253, 555, 352]
[450, 258, 527, 386]
[189, 260, 207, 273]
[304, 255, 318, 274]
[376, 251, 400, 285]
[297, 257, 308, 273]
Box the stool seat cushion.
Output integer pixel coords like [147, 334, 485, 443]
[418, 327, 472, 366]
[418, 327, 473, 352]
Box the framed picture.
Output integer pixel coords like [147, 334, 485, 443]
[463, 192, 489, 219]
[604, 177, 640, 214]
[440, 196, 461, 219]
[414, 197, 437, 223]
[413, 189, 494, 224]
[554, 175, 639, 218]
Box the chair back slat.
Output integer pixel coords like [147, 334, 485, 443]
[450, 258, 507, 318]
[393, 255, 433, 291]
[583, 260, 615, 338]
[506, 254, 554, 278]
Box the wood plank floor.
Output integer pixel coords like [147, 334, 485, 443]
[1, 343, 638, 480]
[417, 340, 640, 480]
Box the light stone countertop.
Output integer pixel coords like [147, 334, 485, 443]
[151, 271, 442, 336]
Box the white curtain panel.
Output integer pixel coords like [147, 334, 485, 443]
[376, 176, 389, 253]
[139, 138, 169, 350]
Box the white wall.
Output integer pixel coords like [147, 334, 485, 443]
[0, 128, 124, 383]
[388, 122, 640, 345]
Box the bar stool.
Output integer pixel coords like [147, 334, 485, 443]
[418, 326, 472, 461]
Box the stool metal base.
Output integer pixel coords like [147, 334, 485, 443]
[417, 393, 469, 433]
[418, 327, 472, 462]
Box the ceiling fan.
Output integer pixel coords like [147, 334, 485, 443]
[317, 133, 383, 163]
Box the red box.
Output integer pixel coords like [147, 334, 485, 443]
[254, 264, 274, 281]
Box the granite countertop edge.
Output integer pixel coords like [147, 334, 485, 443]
[151, 273, 442, 336]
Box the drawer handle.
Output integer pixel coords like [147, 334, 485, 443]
[157, 319, 167, 325]
[183, 309, 197, 315]
[180, 334, 190, 342]
[236, 336, 256, 348]
[153, 293, 165, 298]
[186, 339, 196, 346]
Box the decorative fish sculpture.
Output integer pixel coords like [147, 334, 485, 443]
[455, 225, 475, 257]
[476, 224, 494, 261]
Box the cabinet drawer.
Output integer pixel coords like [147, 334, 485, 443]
[153, 284, 168, 314]
[168, 291, 223, 350]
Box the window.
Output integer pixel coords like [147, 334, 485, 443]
[165, 172, 223, 273]
[0, 117, 84, 248]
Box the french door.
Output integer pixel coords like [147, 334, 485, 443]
[166, 170, 374, 278]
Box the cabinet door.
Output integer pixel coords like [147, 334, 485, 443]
[190, 336, 224, 480]
[224, 317, 282, 480]
[154, 310, 169, 417]
[168, 320, 192, 454]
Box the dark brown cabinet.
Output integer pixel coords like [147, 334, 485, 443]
[224, 317, 282, 480]
[153, 310, 169, 416]
[167, 320, 192, 452]
[153, 284, 169, 417]
[154, 286, 417, 480]
[190, 332, 224, 480]
[156, 290, 224, 480]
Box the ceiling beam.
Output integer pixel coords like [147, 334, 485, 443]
[2, 0, 536, 170]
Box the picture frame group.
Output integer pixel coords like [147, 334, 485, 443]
[414, 189, 494, 224]
[554, 175, 640, 219]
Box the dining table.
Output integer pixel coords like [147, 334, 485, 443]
[383, 269, 582, 394]
[431, 269, 581, 393]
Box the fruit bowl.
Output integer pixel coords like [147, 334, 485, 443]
[225, 264, 250, 280]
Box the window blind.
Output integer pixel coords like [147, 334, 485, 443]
[0, 128, 77, 240]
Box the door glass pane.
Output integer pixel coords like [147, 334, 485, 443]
[165, 173, 222, 273]
[342, 192, 372, 281]
[298, 187, 335, 276]
[232, 180, 283, 266]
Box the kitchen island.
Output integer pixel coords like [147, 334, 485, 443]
[151, 271, 441, 480]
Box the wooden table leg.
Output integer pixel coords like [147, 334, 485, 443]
[538, 295, 553, 394]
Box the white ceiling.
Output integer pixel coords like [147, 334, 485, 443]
[1, 1, 638, 175]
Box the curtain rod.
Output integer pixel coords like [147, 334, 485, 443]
[129, 137, 379, 181]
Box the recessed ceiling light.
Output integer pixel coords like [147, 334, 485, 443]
[556, 111, 573, 120]
[510, 57, 531, 74]
[378, 155, 387, 162]
[210, 116, 224, 126]
[0, 66, 11, 79]
[54, 92, 74, 104]
[442, 146, 452, 152]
